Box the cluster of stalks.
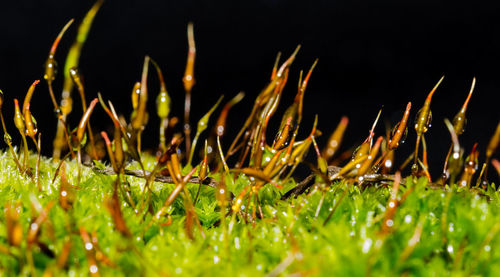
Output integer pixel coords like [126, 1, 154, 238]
[1, 1, 500, 275]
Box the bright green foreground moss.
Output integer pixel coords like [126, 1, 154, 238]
[1, 151, 500, 276]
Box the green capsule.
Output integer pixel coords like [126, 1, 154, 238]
[187, 96, 223, 166]
[156, 91, 171, 119]
[4, 133, 12, 145]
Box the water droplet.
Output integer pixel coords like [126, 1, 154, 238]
[404, 215, 412, 223]
[362, 239, 372, 253]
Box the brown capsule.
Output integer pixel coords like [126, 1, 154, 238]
[452, 77, 475, 136]
[27, 201, 55, 245]
[22, 80, 40, 116]
[160, 167, 198, 212]
[492, 159, 500, 177]
[414, 76, 444, 135]
[263, 148, 286, 176]
[322, 116, 349, 160]
[311, 135, 328, 175]
[105, 185, 131, 237]
[215, 92, 245, 137]
[381, 172, 401, 235]
[459, 143, 479, 187]
[183, 23, 196, 93]
[296, 59, 318, 117]
[358, 136, 383, 177]
[198, 140, 209, 182]
[13, 99, 25, 132]
[69, 67, 87, 106]
[0, 89, 4, 108]
[388, 102, 411, 150]
[273, 116, 293, 150]
[44, 19, 74, 83]
[101, 131, 117, 172]
[76, 98, 98, 142]
[79, 227, 101, 277]
[59, 163, 74, 210]
[5, 202, 23, 246]
[486, 122, 500, 161]
[131, 56, 150, 130]
[24, 103, 38, 138]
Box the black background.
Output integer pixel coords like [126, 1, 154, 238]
[0, 0, 498, 177]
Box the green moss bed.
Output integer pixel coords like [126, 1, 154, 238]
[1, 152, 499, 276]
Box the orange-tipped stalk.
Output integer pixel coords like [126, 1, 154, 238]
[194, 140, 209, 204]
[215, 92, 245, 137]
[151, 59, 171, 152]
[13, 99, 29, 170]
[188, 96, 223, 167]
[54, 0, 103, 162]
[0, 90, 22, 172]
[322, 116, 349, 161]
[442, 118, 463, 185]
[483, 122, 500, 183]
[413, 76, 444, 175]
[373, 102, 411, 173]
[358, 136, 383, 177]
[226, 46, 300, 162]
[69, 67, 98, 160]
[452, 77, 476, 135]
[183, 22, 196, 155]
[131, 56, 150, 154]
[459, 143, 479, 187]
[389, 102, 412, 150]
[44, 19, 74, 110]
[381, 171, 401, 235]
[75, 98, 98, 184]
[492, 159, 500, 177]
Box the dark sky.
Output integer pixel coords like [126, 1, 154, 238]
[0, 0, 498, 176]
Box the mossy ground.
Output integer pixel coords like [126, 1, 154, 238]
[1, 151, 500, 276]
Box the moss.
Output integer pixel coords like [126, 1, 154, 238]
[0, 151, 499, 276]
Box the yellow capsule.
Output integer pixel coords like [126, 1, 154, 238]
[131, 82, 141, 111]
[13, 99, 25, 132]
[156, 91, 171, 119]
[0, 89, 4, 108]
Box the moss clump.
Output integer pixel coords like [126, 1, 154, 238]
[0, 152, 499, 276]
